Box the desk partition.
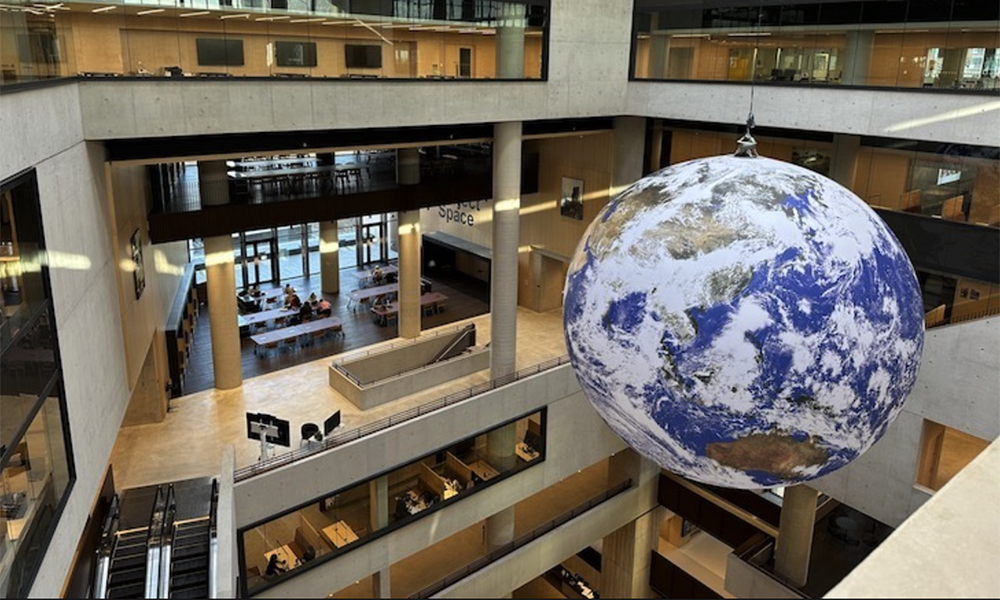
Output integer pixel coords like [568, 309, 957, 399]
[238, 408, 546, 597]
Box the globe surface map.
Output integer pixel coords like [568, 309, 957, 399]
[563, 155, 924, 488]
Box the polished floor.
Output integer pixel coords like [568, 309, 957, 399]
[182, 266, 489, 394]
[109, 306, 567, 490]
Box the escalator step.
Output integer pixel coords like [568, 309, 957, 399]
[170, 585, 209, 599]
[108, 567, 146, 588]
[172, 543, 208, 560]
[115, 541, 148, 556]
[107, 581, 146, 599]
[171, 571, 208, 589]
[172, 555, 208, 574]
[110, 554, 146, 571]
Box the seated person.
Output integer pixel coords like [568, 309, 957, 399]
[298, 546, 317, 565]
[315, 299, 333, 318]
[249, 284, 262, 297]
[286, 293, 302, 310]
[372, 266, 384, 285]
[307, 292, 318, 304]
[299, 301, 313, 321]
[394, 496, 410, 520]
[265, 553, 287, 578]
[284, 283, 295, 296]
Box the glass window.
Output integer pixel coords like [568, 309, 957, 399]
[240, 410, 545, 595]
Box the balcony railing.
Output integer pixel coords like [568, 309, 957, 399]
[233, 353, 571, 481]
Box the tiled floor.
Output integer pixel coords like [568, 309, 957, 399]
[109, 306, 568, 490]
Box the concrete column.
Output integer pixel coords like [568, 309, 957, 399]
[204, 235, 242, 390]
[397, 147, 420, 185]
[487, 423, 517, 473]
[496, 2, 525, 79]
[485, 505, 515, 553]
[372, 569, 391, 599]
[774, 484, 820, 587]
[198, 160, 230, 206]
[830, 134, 861, 189]
[369, 475, 389, 532]
[398, 210, 422, 339]
[490, 121, 522, 378]
[612, 116, 647, 198]
[319, 220, 340, 294]
[647, 15, 669, 79]
[841, 30, 874, 86]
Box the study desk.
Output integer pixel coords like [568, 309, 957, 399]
[250, 316, 344, 353]
[263, 545, 296, 570]
[370, 292, 448, 326]
[354, 264, 399, 287]
[468, 460, 499, 482]
[238, 307, 293, 328]
[516, 443, 540, 462]
[321, 521, 359, 549]
[348, 282, 399, 310]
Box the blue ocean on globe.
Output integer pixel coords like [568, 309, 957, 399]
[563, 156, 924, 489]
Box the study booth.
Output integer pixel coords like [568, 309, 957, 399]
[239, 410, 546, 596]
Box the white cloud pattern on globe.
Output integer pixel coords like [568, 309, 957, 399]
[563, 156, 924, 489]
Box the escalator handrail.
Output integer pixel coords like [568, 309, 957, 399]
[93, 494, 121, 599]
[144, 485, 165, 599]
[208, 478, 220, 599]
[158, 484, 177, 598]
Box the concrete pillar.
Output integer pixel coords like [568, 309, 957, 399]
[490, 121, 522, 378]
[841, 30, 874, 86]
[198, 160, 230, 206]
[398, 210, 422, 339]
[369, 475, 389, 532]
[774, 484, 820, 587]
[204, 235, 242, 390]
[397, 147, 420, 185]
[830, 134, 861, 189]
[601, 449, 666, 598]
[319, 220, 340, 294]
[612, 116, 647, 198]
[487, 423, 517, 473]
[496, 2, 525, 79]
[372, 569, 391, 599]
[485, 506, 515, 553]
[647, 14, 669, 79]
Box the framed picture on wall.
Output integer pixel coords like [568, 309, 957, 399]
[560, 177, 584, 220]
[131, 229, 145, 300]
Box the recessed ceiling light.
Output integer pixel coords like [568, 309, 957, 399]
[180, 10, 210, 17]
[220, 13, 249, 19]
[137, 8, 164, 15]
[91, 5, 117, 13]
[256, 15, 289, 21]
[289, 17, 324, 23]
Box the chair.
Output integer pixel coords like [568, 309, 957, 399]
[282, 337, 298, 352]
[261, 341, 279, 358]
[301, 423, 321, 445]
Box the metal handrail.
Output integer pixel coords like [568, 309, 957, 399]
[428, 324, 476, 365]
[208, 479, 220, 599]
[331, 322, 477, 368]
[234, 354, 571, 481]
[157, 485, 177, 599]
[408, 478, 633, 599]
[332, 341, 486, 388]
[144, 485, 165, 599]
[92, 494, 121, 599]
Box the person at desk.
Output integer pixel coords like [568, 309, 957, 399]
[285, 293, 302, 310]
[298, 300, 313, 322]
[371, 266, 384, 286]
[314, 298, 332, 318]
[284, 283, 295, 296]
[265, 553, 287, 578]
[249, 284, 262, 297]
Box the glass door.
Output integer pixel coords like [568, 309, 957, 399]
[242, 229, 278, 287]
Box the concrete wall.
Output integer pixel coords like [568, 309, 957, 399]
[725, 553, 804, 600]
[811, 317, 1000, 527]
[237, 365, 628, 598]
[329, 347, 489, 410]
[627, 81, 1000, 148]
[827, 439, 1000, 599]
[73, 0, 634, 140]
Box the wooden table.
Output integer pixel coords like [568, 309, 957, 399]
[264, 545, 296, 570]
[468, 460, 499, 482]
[250, 316, 343, 354]
[321, 520, 359, 548]
[516, 443, 540, 462]
[370, 292, 448, 326]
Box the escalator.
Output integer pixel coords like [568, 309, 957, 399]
[94, 478, 218, 599]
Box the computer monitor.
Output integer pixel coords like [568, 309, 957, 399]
[324, 410, 342, 436]
[246, 412, 291, 447]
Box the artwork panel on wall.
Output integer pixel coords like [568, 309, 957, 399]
[560, 176, 584, 220]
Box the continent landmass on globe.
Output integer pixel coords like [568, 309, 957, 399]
[564, 155, 924, 489]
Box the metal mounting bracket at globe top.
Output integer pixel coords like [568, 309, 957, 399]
[563, 128, 925, 490]
[734, 112, 759, 159]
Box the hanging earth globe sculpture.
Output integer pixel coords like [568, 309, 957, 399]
[563, 153, 924, 489]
